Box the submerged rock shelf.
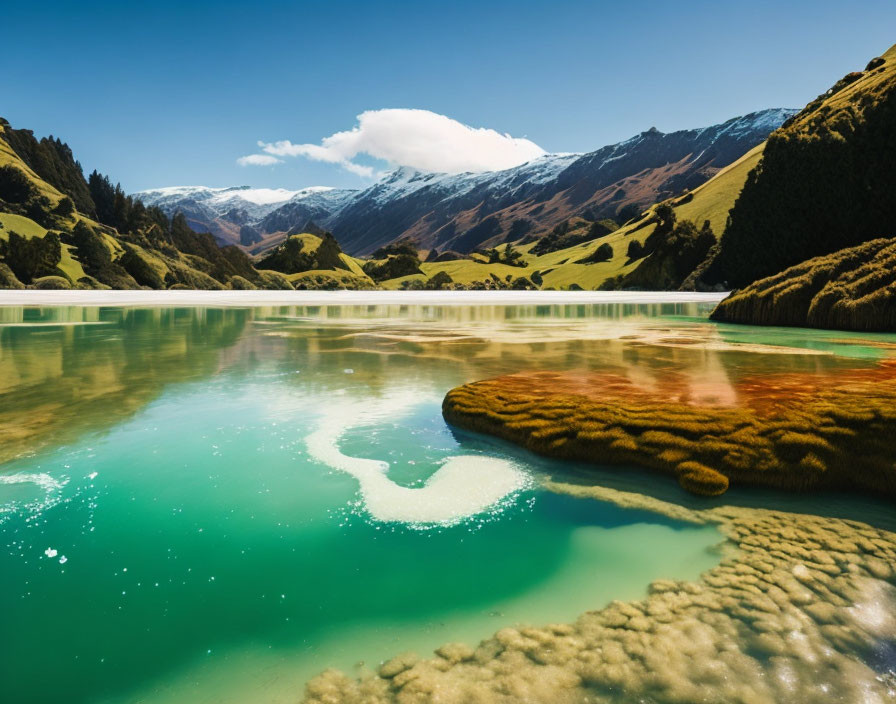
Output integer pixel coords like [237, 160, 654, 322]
[440, 366, 896, 497]
[303, 484, 896, 703]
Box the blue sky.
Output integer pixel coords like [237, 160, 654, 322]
[5, 0, 895, 192]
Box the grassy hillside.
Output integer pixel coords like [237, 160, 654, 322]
[711, 237, 896, 331]
[253, 231, 375, 288]
[378, 141, 764, 291]
[701, 44, 896, 288]
[0, 212, 87, 282]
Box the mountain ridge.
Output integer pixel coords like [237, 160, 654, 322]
[136, 108, 794, 256]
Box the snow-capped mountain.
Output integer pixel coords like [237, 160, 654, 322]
[324, 108, 797, 254]
[135, 108, 795, 254]
[134, 185, 354, 246]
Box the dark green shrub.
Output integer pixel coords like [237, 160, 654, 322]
[53, 197, 75, 217]
[0, 165, 36, 203]
[0, 230, 62, 282]
[424, 271, 453, 290]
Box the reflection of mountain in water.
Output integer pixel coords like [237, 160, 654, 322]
[0, 306, 249, 464]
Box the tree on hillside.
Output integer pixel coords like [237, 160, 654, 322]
[486, 242, 526, 267]
[53, 196, 75, 217]
[578, 242, 614, 264]
[88, 171, 116, 224]
[655, 203, 676, 234]
[314, 232, 350, 271]
[0, 230, 62, 283]
[594, 243, 613, 261]
[0, 165, 36, 203]
[424, 270, 453, 290]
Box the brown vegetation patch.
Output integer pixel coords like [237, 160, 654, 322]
[441, 366, 896, 497]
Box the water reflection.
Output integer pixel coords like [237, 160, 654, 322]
[0, 307, 249, 463]
[1, 302, 892, 467]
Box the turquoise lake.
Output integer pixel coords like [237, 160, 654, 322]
[2, 300, 894, 704]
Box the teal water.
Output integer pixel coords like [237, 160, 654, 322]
[1, 301, 892, 704]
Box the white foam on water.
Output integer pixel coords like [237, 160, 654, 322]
[0, 472, 69, 522]
[306, 393, 529, 526]
[0, 472, 65, 492]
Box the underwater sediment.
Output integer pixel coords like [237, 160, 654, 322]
[303, 482, 896, 703]
[440, 366, 896, 497]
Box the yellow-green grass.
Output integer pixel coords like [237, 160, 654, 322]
[0, 125, 68, 207]
[0, 212, 47, 239]
[443, 367, 896, 497]
[286, 269, 374, 288]
[339, 253, 369, 278]
[672, 144, 764, 236]
[377, 233, 642, 290]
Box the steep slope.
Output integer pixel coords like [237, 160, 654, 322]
[700, 45, 896, 288]
[328, 109, 793, 255]
[710, 237, 896, 331]
[0, 120, 96, 213]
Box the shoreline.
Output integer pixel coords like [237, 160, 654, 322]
[0, 289, 728, 308]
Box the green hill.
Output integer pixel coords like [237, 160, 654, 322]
[700, 44, 896, 289]
[0, 117, 354, 290]
[256, 232, 374, 289]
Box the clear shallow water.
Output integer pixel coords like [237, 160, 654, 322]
[1, 300, 894, 704]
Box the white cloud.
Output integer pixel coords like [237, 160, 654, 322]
[242, 109, 545, 178]
[237, 154, 282, 166]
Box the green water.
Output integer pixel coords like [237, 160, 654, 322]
[1, 300, 892, 704]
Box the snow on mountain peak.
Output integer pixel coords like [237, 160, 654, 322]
[211, 187, 301, 206]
